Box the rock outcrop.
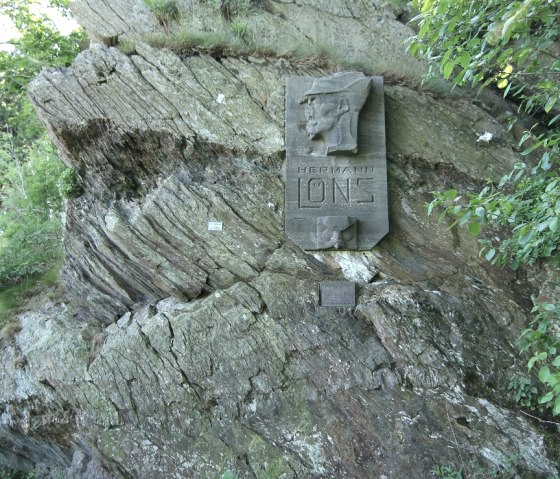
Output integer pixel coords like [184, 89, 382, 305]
[1, 1, 558, 478]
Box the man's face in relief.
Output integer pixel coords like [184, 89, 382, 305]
[303, 95, 340, 140]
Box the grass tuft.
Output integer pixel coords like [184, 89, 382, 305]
[142, 26, 349, 72]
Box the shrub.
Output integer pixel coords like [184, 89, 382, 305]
[507, 375, 542, 412]
[518, 297, 560, 415]
[143, 0, 179, 23]
[0, 135, 71, 286]
[412, 0, 560, 415]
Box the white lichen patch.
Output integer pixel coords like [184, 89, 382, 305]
[104, 210, 119, 232]
[248, 398, 257, 412]
[398, 411, 419, 426]
[477, 131, 493, 142]
[289, 430, 327, 475]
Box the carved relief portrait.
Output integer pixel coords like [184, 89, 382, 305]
[299, 72, 371, 155]
[285, 73, 388, 251]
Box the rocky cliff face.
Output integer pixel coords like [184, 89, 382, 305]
[1, 1, 558, 478]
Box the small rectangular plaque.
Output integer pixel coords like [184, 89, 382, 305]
[208, 221, 223, 231]
[320, 282, 356, 307]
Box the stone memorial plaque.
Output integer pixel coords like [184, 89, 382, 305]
[320, 282, 356, 307]
[285, 72, 388, 250]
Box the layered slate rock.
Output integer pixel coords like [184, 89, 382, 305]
[32, 45, 286, 323]
[1, 280, 556, 477]
[1, 0, 558, 477]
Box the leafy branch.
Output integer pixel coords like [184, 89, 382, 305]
[410, 0, 560, 415]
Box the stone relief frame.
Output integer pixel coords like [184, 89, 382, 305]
[285, 72, 389, 250]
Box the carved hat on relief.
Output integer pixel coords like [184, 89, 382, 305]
[298, 71, 371, 104]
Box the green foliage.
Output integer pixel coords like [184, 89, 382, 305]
[427, 157, 559, 269]
[517, 297, 560, 415]
[409, 0, 559, 103]
[143, 0, 179, 25]
[0, 0, 85, 150]
[0, 1, 83, 299]
[432, 456, 519, 478]
[415, 0, 560, 269]
[221, 471, 239, 479]
[507, 375, 543, 412]
[0, 135, 71, 286]
[144, 26, 338, 68]
[230, 20, 248, 39]
[0, 466, 35, 479]
[412, 0, 560, 415]
[432, 465, 463, 479]
[59, 167, 82, 198]
[428, 182, 560, 417]
[0, 263, 62, 326]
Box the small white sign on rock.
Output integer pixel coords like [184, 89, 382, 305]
[208, 221, 223, 231]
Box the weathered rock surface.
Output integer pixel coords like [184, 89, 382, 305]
[1, 0, 558, 478]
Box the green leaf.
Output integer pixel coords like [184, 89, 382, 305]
[544, 96, 557, 113]
[436, 0, 450, 15]
[545, 179, 557, 192]
[554, 396, 560, 416]
[443, 189, 458, 200]
[442, 48, 454, 65]
[442, 61, 454, 80]
[548, 114, 560, 126]
[539, 365, 551, 383]
[501, 16, 517, 42]
[537, 219, 551, 232]
[427, 200, 436, 216]
[541, 152, 551, 170]
[503, 81, 512, 98]
[519, 132, 532, 146]
[548, 374, 560, 388]
[498, 174, 510, 187]
[522, 140, 543, 156]
[420, 0, 436, 14]
[518, 229, 534, 246]
[485, 248, 496, 261]
[529, 352, 548, 370]
[408, 42, 419, 57]
[458, 51, 471, 69]
[497, 78, 508, 89]
[418, 19, 431, 37]
[528, 357, 538, 370]
[458, 212, 471, 227]
[539, 391, 554, 404]
[468, 221, 481, 236]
